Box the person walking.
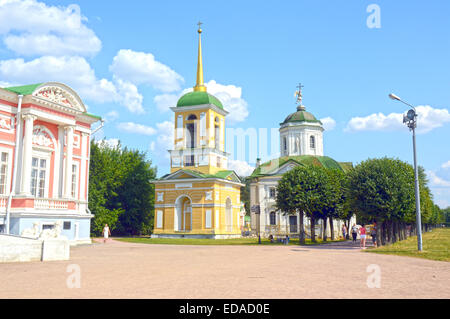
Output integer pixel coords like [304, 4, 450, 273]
[371, 222, 377, 248]
[351, 224, 358, 243]
[342, 224, 347, 240]
[359, 224, 367, 249]
[103, 224, 111, 243]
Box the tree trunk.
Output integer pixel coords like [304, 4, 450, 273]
[329, 216, 335, 240]
[376, 219, 382, 247]
[381, 221, 386, 246]
[299, 210, 305, 245]
[393, 221, 398, 243]
[310, 216, 316, 243]
[323, 217, 328, 241]
[388, 220, 393, 244]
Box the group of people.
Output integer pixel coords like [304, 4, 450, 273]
[341, 222, 377, 249]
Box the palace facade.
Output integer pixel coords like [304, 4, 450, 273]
[0, 82, 100, 244]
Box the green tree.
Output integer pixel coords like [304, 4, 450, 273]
[322, 168, 346, 240]
[240, 177, 251, 216]
[89, 139, 156, 236]
[347, 157, 416, 246]
[276, 165, 330, 243]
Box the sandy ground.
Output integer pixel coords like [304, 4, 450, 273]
[1, 238, 449, 299]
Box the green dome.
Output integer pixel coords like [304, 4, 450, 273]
[177, 91, 224, 109]
[282, 107, 321, 125]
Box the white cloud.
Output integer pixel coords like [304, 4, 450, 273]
[104, 110, 119, 122]
[206, 80, 249, 124]
[228, 159, 254, 177]
[427, 170, 450, 188]
[0, 56, 148, 114]
[0, 56, 117, 103]
[345, 105, 450, 134]
[320, 117, 336, 131]
[117, 122, 156, 136]
[153, 93, 179, 112]
[441, 161, 450, 169]
[114, 78, 144, 114]
[151, 121, 174, 159]
[0, 0, 101, 56]
[110, 49, 184, 92]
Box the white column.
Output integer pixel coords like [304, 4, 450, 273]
[79, 132, 88, 201]
[20, 114, 36, 195]
[63, 125, 74, 198]
[57, 125, 65, 198]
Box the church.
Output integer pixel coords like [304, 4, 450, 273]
[0, 82, 100, 244]
[152, 25, 244, 239]
[249, 86, 356, 239]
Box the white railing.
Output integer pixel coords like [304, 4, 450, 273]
[34, 199, 68, 210]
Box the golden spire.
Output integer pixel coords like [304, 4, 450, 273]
[193, 22, 207, 92]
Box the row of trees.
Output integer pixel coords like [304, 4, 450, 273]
[276, 157, 446, 246]
[89, 140, 156, 236]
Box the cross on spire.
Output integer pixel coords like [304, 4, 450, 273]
[197, 21, 203, 32]
[295, 83, 304, 105]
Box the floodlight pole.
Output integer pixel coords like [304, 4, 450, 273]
[389, 94, 423, 251]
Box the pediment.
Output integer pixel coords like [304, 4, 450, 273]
[32, 82, 86, 113]
[162, 170, 202, 180]
[273, 161, 300, 175]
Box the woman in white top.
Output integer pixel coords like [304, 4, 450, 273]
[103, 224, 111, 243]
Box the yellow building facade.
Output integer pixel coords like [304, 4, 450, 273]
[152, 25, 243, 239]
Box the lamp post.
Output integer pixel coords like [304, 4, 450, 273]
[389, 93, 423, 251]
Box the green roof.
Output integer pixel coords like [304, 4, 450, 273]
[282, 110, 322, 125]
[250, 155, 352, 178]
[2, 83, 43, 95]
[177, 91, 224, 109]
[160, 169, 241, 183]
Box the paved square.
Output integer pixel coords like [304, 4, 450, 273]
[1, 239, 449, 298]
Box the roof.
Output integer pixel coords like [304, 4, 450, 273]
[2, 83, 43, 95]
[177, 91, 224, 109]
[250, 155, 353, 178]
[281, 110, 322, 125]
[158, 169, 242, 183]
[1, 82, 101, 122]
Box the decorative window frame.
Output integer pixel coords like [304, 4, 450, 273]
[31, 149, 52, 199]
[0, 146, 13, 196]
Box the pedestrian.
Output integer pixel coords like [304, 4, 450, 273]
[359, 224, 367, 249]
[285, 234, 289, 245]
[342, 224, 347, 240]
[103, 224, 111, 243]
[351, 224, 358, 243]
[371, 222, 377, 248]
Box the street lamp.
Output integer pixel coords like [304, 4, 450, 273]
[389, 93, 423, 251]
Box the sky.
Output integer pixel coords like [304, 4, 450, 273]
[0, 0, 449, 208]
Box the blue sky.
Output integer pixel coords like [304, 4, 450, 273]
[0, 0, 449, 208]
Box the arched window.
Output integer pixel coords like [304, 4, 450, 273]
[270, 212, 276, 226]
[187, 114, 197, 121]
[310, 136, 315, 149]
[283, 137, 287, 153]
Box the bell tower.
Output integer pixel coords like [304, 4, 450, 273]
[169, 24, 229, 175]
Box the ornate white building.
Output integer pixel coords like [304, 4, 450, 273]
[0, 82, 100, 244]
[249, 86, 355, 239]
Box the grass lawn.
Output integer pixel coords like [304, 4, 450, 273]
[116, 236, 345, 246]
[366, 228, 450, 262]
